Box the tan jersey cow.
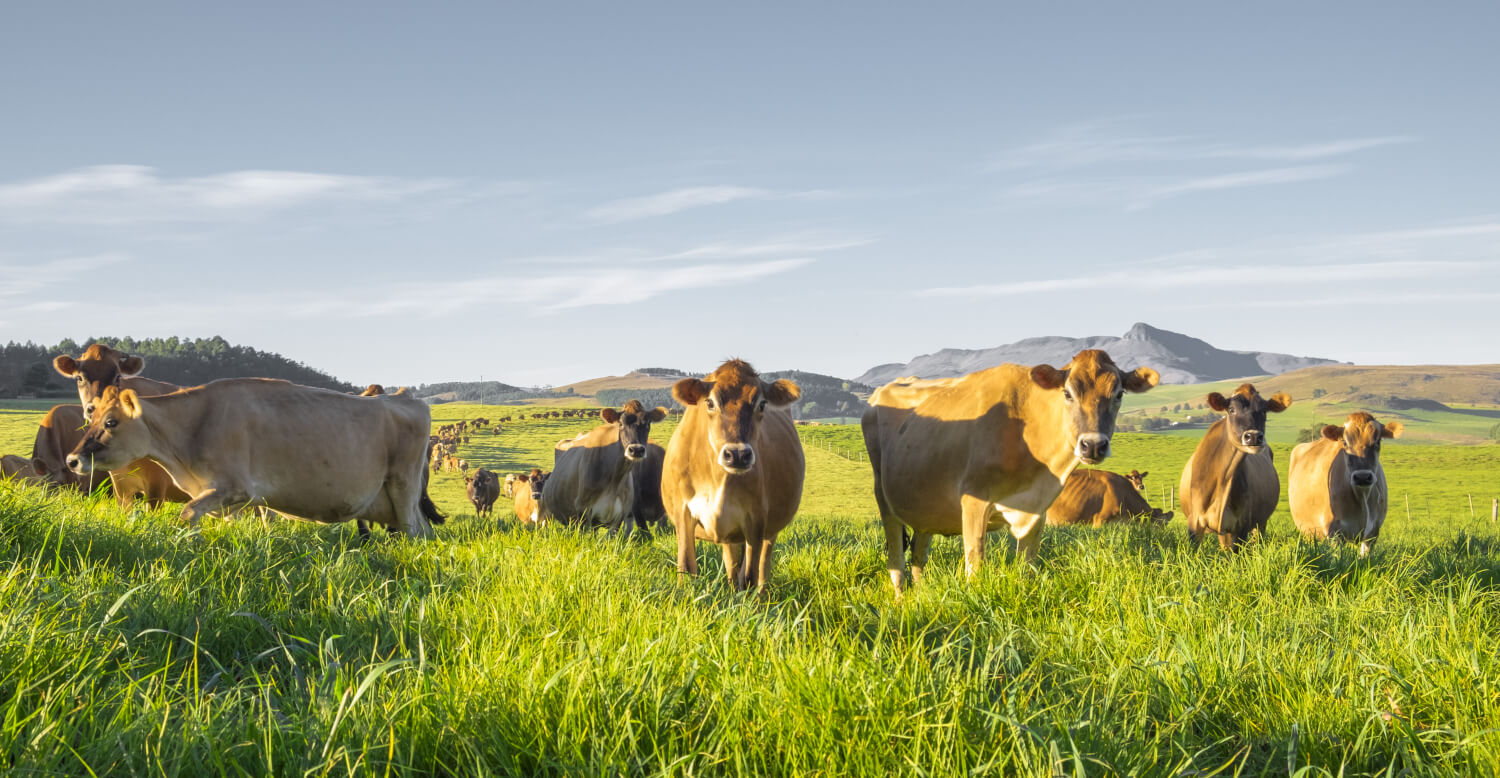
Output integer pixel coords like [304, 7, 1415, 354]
[1047, 469, 1172, 527]
[29, 405, 111, 495]
[2, 454, 41, 484]
[1179, 384, 1291, 550]
[513, 469, 548, 527]
[53, 344, 190, 508]
[664, 360, 804, 592]
[66, 380, 443, 536]
[863, 350, 1159, 594]
[1289, 412, 1403, 556]
[543, 400, 667, 535]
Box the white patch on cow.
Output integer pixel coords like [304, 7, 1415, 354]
[992, 466, 1072, 528]
[686, 483, 736, 541]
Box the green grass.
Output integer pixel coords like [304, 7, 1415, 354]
[2, 401, 1500, 775]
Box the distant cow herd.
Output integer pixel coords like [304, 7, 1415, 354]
[0, 344, 1405, 593]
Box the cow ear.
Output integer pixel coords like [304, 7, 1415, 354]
[673, 378, 712, 406]
[1206, 392, 1229, 412]
[1030, 365, 1066, 390]
[119, 389, 143, 420]
[765, 379, 800, 406]
[1321, 425, 1343, 441]
[1266, 392, 1292, 413]
[648, 406, 668, 422]
[53, 355, 79, 378]
[600, 408, 620, 423]
[1123, 367, 1159, 393]
[1382, 421, 1404, 439]
[1139, 471, 1148, 479]
[120, 356, 145, 376]
[30, 457, 48, 476]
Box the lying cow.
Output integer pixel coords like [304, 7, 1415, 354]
[66, 380, 443, 536]
[466, 467, 501, 518]
[1047, 468, 1173, 527]
[53, 344, 190, 508]
[30, 404, 111, 495]
[863, 349, 1159, 594]
[542, 400, 667, 536]
[1, 453, 41, 484]
[1179, 384, 1290, 550]
[664, 360, 804, 591]
[1289, 412, 1403, 556]
[513, 469, 548, 527]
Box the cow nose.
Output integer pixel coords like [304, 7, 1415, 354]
[1242, 430, 1263, 447]
[625, 444, 646, 459]
[719, 444, 754, 471]
[1351, 470, 1375, 487]
[65, 454, 81, 472]
[1075, 433, 1109, 462]
[85, 404, 95, 417]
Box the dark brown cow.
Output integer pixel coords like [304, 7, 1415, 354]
[29, 405, 111, 495]
[466, 467, 501, 518]
[542, 400, 668, 535]
[631, 443, 669, 533]
[664, 360, 804, 591]
[1047, 469, 1172, 527]
[1179, 384, 1291, 550]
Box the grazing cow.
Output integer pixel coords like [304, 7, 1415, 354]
[863, 350, 1159, 594]
[1179, 384, 1291, 550]
[631, 443, 669, 533]
[458, 459, 470, 478]
[53, 345, 190, 508]
[66, 380, 444, 536]
[2, 453, 40, 483]
[664, 360, 804, 591]
[29, 405, 111, 495]
[466, 467, 501, 518]
[1289, 412, 1403, 556]
[542, 400, 668, 535]
[1047, 469, 1173, 527]
[513, 469, 548, 527]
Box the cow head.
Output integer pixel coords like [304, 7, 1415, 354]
[1126, 469, 1149, 491]
[53, 344, 145, 419]
[65, 386, 150, 475]
[526, 469, 548, 501]
[673, 359, 800, 475]
[1206, 383, 1290, 455]
[600, 400, 668, 462]
[1321, 412, 1401, 491]
[1030, 350, 1158, 465]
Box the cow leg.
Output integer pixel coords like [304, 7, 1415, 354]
[881, 517, 908, 595]
[1217, 531, 1238, 552]
[755, 537, 776, 593]
[179, 489, 234, 527]
[357, 520, 372, 542]
[959, 494, 992, 578]
[1006, 510, 1045, 567]
[744, 526, 766, 593]
[675, 517, 699, 577]
[391, 481, 435, 540]
[721, 542, 747, 591]
[909, 531, 935, 585]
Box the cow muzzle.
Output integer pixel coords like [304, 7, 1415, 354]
[1075, 433, 1110, 465]
[65, 454, 92, 474]
[625, 444, 646, 461]
[718, 443, 755, 474]
[1241, 430, 1264, 448]
[1351, 470, 1375, 488]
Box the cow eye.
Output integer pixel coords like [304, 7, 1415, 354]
[705, 397, 716, 411]
[104, 418, 118, 429]
[1062, 388, 1074, 402]
[758, 400, 767, 412]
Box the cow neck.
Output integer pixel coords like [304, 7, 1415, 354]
[1205, 419, 1246, 520]
[135, 390, 204, 482]
[1013, 379, 1081, 480]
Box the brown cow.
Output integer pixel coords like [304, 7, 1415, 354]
[466, 467, 501, 518]
[664, 360, 804, 591]
[631, 443, 669, 533]
[513, 469, 548, 527]
[1289, 412, 1403, 556]
[542, 400, 668, 535]
[359, 384, 386, 396]
[2, 453, 41, 483]
[1047, 469, 1172, 527]
[66, 380, 443, 535]
[863, 350, 1159, 594]
[1179, 384, 1291, 550]
[29, 405, 111, 495]
[53, 345, 191, 508]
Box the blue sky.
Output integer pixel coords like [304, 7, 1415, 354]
[2, 3, 1496, 387]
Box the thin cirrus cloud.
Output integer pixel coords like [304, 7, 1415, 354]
[585, 185, 838, 224]
[0, 164, 455, 224]
[993, 123, 1414, 170]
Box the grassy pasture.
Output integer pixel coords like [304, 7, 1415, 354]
[2, 400, 1500, 775]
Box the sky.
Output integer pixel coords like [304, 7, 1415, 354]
[2, 2, 1497, 387]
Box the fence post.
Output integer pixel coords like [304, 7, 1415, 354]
[1492, 498, 1497, 523]
[1470, 494, 1476, 519]
[1405, 494, 1411, 521]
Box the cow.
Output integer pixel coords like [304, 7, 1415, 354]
[1289, 412, 1403, 556]
[542, 400, 668, 535]
[664, 360, 804, 591]
[65, 380, 444, 536]
[503, 472, 519, 498]
[2, 453, 40, 483]
[52, 344, 190, 508]
[863, 349, 1159, 595]
[466, 467, 501, 518]
[359, 384, 386, 396]
[1047, 469, 1173, 527]
[513, 469, 548, 527]
[1125, 469, 1149, 491]
[631, 443, 669, 533]
[1178, 384, 1291, 550]
[29, 405, 111, 495]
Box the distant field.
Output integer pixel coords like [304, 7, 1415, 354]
[3, 398, 1500, 774]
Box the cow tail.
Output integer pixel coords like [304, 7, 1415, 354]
[419, 463, 446, 525]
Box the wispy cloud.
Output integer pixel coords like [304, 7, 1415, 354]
[994, 122, 1413, 170]
[584, 186, 839, 223]
[1130, 164, 1347, 209]
[0, 165, 455, 224]
[0, 253, 130, 300]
